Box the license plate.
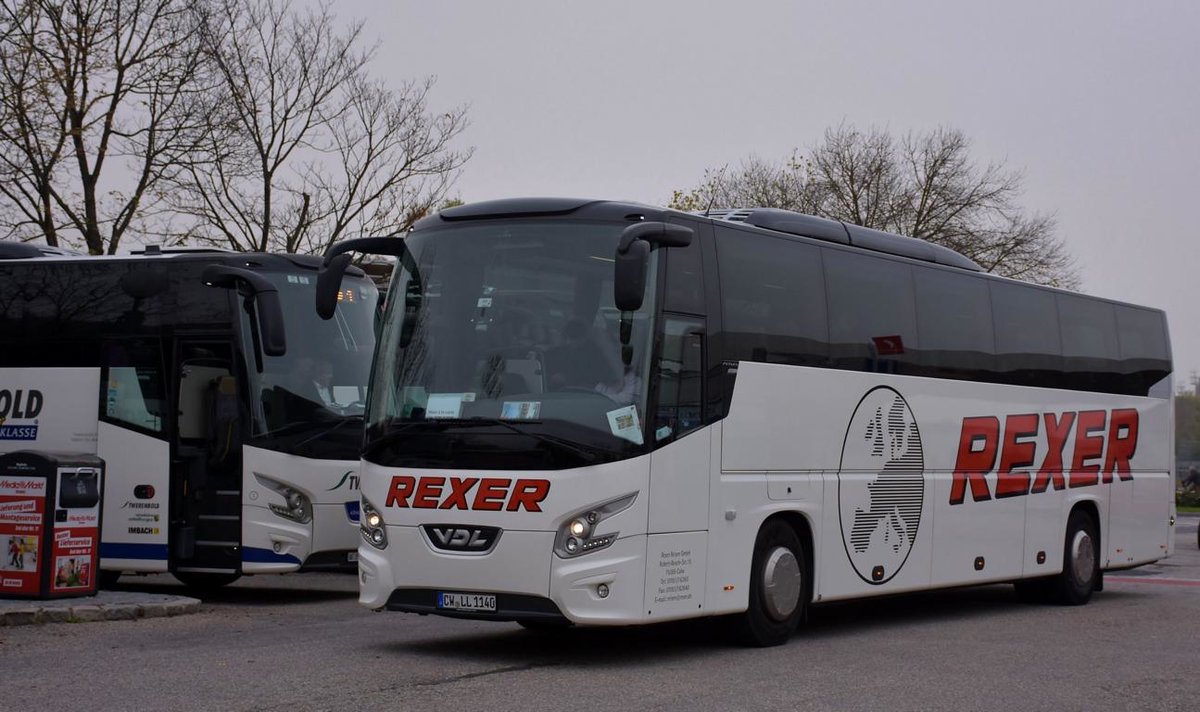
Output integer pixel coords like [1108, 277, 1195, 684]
[347, 551, 358, 563]
[437, 591, 497, 612]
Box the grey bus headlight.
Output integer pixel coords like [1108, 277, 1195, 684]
[555, 493, 637, 558]
[361, 497, 388, 549]
[253, 472, 312, 524]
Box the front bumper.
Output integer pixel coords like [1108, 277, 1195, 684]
[358, 526, 649, 625]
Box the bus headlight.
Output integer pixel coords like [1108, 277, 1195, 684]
[253, 472, 313, 524]
[361, 497, 388, 549]
[555, 492, 637, 558]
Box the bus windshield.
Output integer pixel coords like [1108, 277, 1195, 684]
[365, 221, 658, 470]
[243, 271, 378, 459]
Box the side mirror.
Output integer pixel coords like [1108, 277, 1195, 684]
[202, 264, 287, 358]
[317, 237, 410, 320]
[316, 253, 353, 320]
[614, 240, 650, 312]
[612, 221, 694, 313]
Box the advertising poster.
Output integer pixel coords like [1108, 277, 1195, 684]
[49, 467, 101, 595]
[0, 474, 46, 596]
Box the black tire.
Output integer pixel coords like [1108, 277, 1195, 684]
[734, 519, 808, 647]
[98, 570, 121, 590]
[174, 571, 240, 590]
[1050, 509, 1100, 605]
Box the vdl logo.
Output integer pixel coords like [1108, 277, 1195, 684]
[0, 388, 43, 441]
[837, 386, 925, 586]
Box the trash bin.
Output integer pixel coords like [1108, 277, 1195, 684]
[0, 451, 104, 600]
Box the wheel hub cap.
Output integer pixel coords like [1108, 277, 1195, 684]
[762, 546, 802, 621]
[1071, 530, 1095, 583]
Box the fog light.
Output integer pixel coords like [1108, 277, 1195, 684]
[597, 583, 610, 599]
[371, 530, 385, 545]
[565, 537, 579, 553]
[272, 542, 282, 553]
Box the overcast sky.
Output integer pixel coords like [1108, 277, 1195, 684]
[358, 0, 1199, 381]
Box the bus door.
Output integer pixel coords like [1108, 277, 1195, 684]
[170, 340, 244, 582]
[643, 220, 711, 619]
[97, 341, 171, 573]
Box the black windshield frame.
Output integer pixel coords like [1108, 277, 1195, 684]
[239, 270, 378, 460]
[363, 219, 661, 470]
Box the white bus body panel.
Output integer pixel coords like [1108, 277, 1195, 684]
[0, 368, 99, 454]
[723, 363, 1172, 605]
[361, 363, 1171, 625]
[241, 445, 361, 573]
[357, 454, 656, 622]
[97, 422, 171, 572]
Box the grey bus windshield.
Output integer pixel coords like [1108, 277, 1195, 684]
[241, 272, 378, 459]
[365, 221, 658, 470]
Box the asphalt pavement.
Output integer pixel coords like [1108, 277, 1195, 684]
[2, 513, 1196, 628]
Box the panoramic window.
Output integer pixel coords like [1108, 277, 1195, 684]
[913, 265, 996, 378]
[715, 228, 828, 366]
[824, 249, 917, 373]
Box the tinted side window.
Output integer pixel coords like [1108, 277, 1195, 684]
[824, 250, 917, 373]
[663, 231, 705, 315]
[1057, 294, 1119, 392]
[991, 282, 1061, 385]
[1114, 305, 1170, 395]
[715, 228, 827, 366]
[913, 266, 995, 378]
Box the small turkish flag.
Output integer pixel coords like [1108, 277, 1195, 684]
[872, 335, 905, 355]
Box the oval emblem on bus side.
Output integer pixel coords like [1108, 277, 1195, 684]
[837, 386, 925, 585]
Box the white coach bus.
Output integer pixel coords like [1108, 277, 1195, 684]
[0, 245, 376, 588]
[316, 198, 1174, 645]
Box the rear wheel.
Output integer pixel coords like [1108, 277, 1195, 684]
[98, 570, 121, 590]
[174, 571, 240, 590]
[734, 519, 807, 647]
[1050, 509, 1099, 605]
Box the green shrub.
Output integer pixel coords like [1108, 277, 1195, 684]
[1177, 488, 1200, 508]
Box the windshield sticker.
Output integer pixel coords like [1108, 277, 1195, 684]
[656, 425, 673, 441]
[501, 401, 541, 420]
[425, 393, 466, 419]
[606, 405, 643, 445]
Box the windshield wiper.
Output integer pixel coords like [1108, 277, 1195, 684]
[260, 413, 358, 440]
[292, 413, 361, 449]
[391, 417, 619, 463]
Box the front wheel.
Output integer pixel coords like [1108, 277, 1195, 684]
[174, 571, 241, 591]
[98, 570, 121, 590]
[1050, 509, 1100, 605]
[734, 519, 808, 647]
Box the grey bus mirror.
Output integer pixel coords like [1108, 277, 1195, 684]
[317, 237, 410, 320]
[202, 264, 287, 358]
[614, 239, 650, 312]
[316, 253, 353, 320]
[612, 221, 694, 312]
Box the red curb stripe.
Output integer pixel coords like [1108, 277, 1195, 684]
[1106, 576, 1200, 587]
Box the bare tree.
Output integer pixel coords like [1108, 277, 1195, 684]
[0, 0, 206, 254]
[671, 123, 1078, 288]
[173, 0, 470, 254]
